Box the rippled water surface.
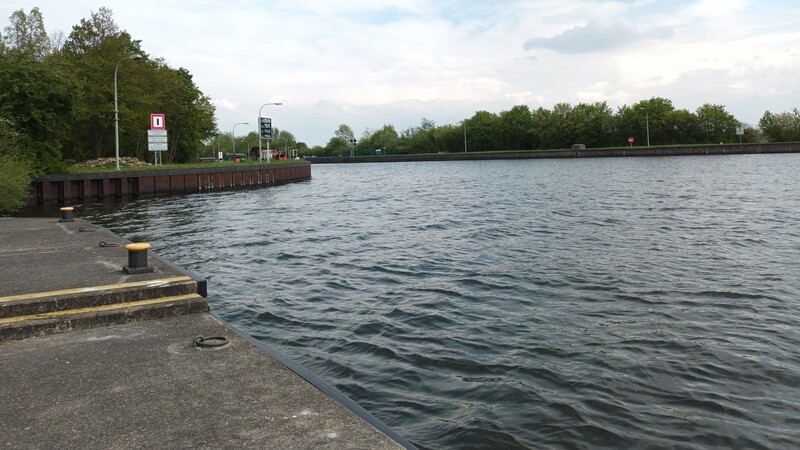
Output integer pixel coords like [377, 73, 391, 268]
[78, 155, 800, 449]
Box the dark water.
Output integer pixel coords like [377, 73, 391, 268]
[76, 155, 800, 449]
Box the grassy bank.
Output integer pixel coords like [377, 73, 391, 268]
[66, 158, 307, 174]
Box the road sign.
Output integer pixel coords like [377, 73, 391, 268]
[151, 114, 165, 130]
[148, 129, 168, 152]
[628, 136, 634, 144]
[260, 117, 272, 139]
[148, 142, 168, 151]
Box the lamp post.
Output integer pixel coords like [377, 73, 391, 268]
[114, 54, 143, 171]
[232, 122, 248, 160]
[463, 122, 467, 153]
[258, 102, 283, 161]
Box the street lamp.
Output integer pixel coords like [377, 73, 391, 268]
[232, 122, 249, 160]
[258, 102, 283, 161]
[114, 53, 143, 171]
[463, 121, 467, 153]
[635, 106, 651, 147]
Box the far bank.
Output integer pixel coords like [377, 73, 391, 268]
[307, 142, 800, 164]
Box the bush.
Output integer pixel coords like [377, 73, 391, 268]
[0, 154, 31, 214]
[0, 117, 32, 214]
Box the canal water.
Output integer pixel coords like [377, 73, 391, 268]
[80, 154, 800, 449]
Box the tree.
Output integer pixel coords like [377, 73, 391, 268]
[662, 109, 700, 144]
[616, 98, 675, 146]
[695, 103, 739, 143]
[497, 105, 534, 150]
[432, 124, 463, 153]
[539, 103, 574, 149]
[464, 111, 500, 151]
[759, 109, 800, 142]
[399, 118, 437, 154]
[366, 124, 399, 152]
[149, 66, 216, 163]
[0, 52, 76, 173]
[61, 7, 145, 159]
[3, 8, 49, 59]
[569, 102, 615, 148]
[334, 124, 355, 143]
[0, 117, 31, 214]
[324, 136, 347, 156]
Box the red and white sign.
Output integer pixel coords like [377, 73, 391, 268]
[150, 114, 165, 130]
[628, 136, 634, 145]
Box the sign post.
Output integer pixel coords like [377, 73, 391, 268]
[259, 117, 272, 160]
[148, 114, 167, 165]
[628, 136, 634, 147]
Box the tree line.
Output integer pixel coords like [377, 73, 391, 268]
[312, 100, 799, 157]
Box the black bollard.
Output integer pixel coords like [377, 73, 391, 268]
[123, 243, 154, 274]
[59, 207, 75, 222]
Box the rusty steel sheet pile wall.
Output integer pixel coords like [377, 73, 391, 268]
[33, 163, 311, 204]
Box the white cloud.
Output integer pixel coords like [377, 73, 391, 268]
[523, 18, 674, 53]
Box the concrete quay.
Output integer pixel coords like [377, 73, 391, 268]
[0, 217, 412, 449]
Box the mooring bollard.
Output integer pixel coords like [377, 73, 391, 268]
[123, 243, 154, 274]
[59, 207, 75, 222]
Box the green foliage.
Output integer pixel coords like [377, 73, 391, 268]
[325, 136, 348, 155]
[663, 109, 701, 144]
[0, 118, 31, 214]
[326, 96, 788, 156]
[464, 111, 500, 151]
[0, 154, 30, 214]
[399, 118, 437, 154]
[695, 103, 739, 143]
[497, 106, 534, 150]
[759, 109, 800, 142]
[3, 7, 49, 59]
[0, 52, 76, 174]
[334, 124, 355, 143]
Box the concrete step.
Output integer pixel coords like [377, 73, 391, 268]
[0, 276, 197, 319]
[0, 293, 209, 342]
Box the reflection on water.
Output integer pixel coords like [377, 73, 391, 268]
[73, 154, 800, 449]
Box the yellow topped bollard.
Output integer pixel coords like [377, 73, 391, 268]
[59, 207, 75, 222]
[124, 242, 154, 274]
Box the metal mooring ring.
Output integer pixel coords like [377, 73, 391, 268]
[193, 335, 229, 348]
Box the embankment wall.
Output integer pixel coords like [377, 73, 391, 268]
[32, 162, 311, 204]
[308, 142, 800, 164]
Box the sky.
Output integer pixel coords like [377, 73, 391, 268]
[3, 0, 799, 146]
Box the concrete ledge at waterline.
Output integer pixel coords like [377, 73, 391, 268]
[0, 217, 211, 341]
[307, 142, 800, 164]
[0, 313, 410, 449]
[0, 216, 413, 449]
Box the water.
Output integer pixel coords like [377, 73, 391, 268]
[76, 155, 800, 449]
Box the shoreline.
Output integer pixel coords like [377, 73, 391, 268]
[307, 142, 800, 164]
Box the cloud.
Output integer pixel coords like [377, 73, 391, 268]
[523, 18, 674, 53]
